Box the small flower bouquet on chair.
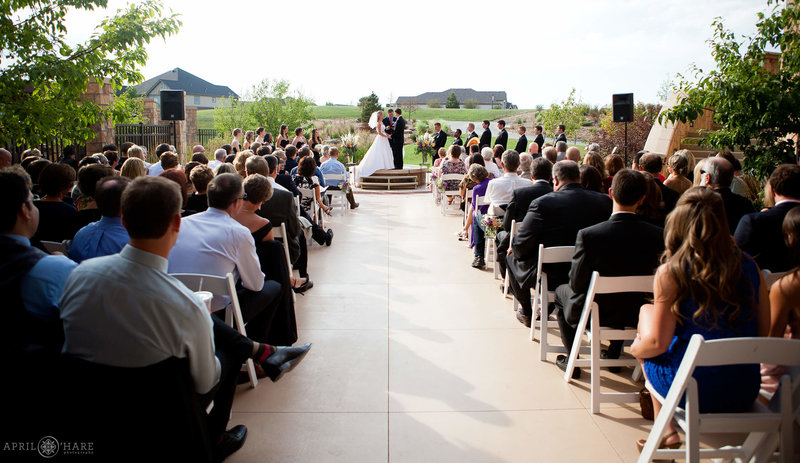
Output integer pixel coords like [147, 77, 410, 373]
[481, 215, 503, 239]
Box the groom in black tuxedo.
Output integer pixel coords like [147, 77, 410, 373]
[391, 109, 406, 169]
[383, 109, 396, 136]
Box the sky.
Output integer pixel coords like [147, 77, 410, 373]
[60, 0, 774, 108]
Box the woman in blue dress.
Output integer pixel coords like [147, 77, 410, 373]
[631, 187, 770, 450]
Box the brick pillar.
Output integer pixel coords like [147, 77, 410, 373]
[185, 107, 198, 150]
[84, 79, 115, 154]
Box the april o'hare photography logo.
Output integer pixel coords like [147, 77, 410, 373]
[37, 436, 59, 458]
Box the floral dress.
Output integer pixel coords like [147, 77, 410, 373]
[439, 160, 467, 191]
[292, 174, 319, 212]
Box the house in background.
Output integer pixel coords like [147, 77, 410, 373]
[395, 88, 512, 110]
[130, 68, 238, 110]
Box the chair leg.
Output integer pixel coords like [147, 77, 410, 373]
[530, 282, 540, 342]
[564, 302, 591, 383]
[590, 310, 601, 414]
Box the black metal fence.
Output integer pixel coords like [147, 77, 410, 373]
[2, 137, 86, 164]
[197, 129, 223, 148]
[114, 123, 173, 160]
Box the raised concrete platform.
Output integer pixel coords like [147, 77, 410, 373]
[352, 165, 427, 191]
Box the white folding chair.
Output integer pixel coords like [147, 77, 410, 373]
[323, 174, 348, 215]
[563, 271, 654, 413]
[462, 188, 474, 227]
[639, 335, 800, 463]
[503, 220, 522, 298]
[298, 187, 324, 228]
[271, 223, 296, 303]
[439, 173, 465, 216]
[42, 240, 69, 255]
[526, 245, 576, 362]
[469, 194, 491, 242]
[171, 272, 258, 388]
[762, 269, 788, 288]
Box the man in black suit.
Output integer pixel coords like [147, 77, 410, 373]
[735, 164, 800, 272]
[514, 126, 528, 153]
[496, 158, 553, 279]
[639, 153, 679, 216]
[382, 109, 396, 136]
[701, 156, 755, 233]
[533, 125, 545, 153]
[390, 109, 406, 169]
[553, 169, 664, 377]
[452, 129, 463, 146]
[506, 161, 613, 327]
[466, 123, 479, 144]
[479, 120, 492, 148]
[431, 122, 447, 162]
[554, 124, 567, 145]
[495, 120, 508, 151]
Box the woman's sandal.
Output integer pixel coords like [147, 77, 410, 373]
[636, 430, 681, 459]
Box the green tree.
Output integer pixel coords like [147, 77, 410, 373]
[0, 0, 181, 147]
[660, 0, 800, 179]
[427, 98, 442, 109]
[112, 87, 147, 125]
[358, 92, 382, 122]
[463, 98, 479, 109]
[445, 92, 460, 108]
[539, 88, 583, 140]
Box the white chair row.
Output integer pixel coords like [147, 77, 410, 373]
[323, 173, 348, 216]
[440, 173, 465, 216]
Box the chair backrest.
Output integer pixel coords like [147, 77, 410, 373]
[762, 269, 789, 289]
[475, 195, 491, 206]
[297, 187, 315, 201]
[589, 271, 654, 295]
[440, 173, 464, 182]
[171, 272, 236, 298]
[273, 223, 284, 239]
[510, 220, 521, 236]
[42, 240, 68, 254]
[536, 244, 575, 272]
[690, 335, 800, 368]
[324, 173, 346, 184]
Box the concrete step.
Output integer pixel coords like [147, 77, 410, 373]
[686, 149, 745, 160]
[360, 182, 418, 190]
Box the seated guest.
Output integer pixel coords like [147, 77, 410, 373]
[492, 144, 505, 169]
[233, 174, 275, 243]
[583, 152, 610, 192]
[466, 165, 490, 269]
[293, 157, 334, 246]
[632, 187, 769, 450]
[542, 146, 558, 164]
[637, 173, 667, 228]
[233, 151, 253, 178]
[104, 151, 119, 170]
[27, 158, 52, 196]
[73, 164, 114, 230]
[69, 176, 131, 263]
[320, 147, 359, 209]
[60, 176, 310, 460]
[439, 146, 467, 203]
[187, 165, 213, 213]
[769, 207, 800, 339]
[184, 161, 201, 182]
[605, 154, 624, 184]
[258, 155, 311, 293]
[284, 145, 299, 174]
[554, 169, 664, 377]
[496, 158, 553, 278]
[518, 153, 533, 180]
[290, 146, 327, 187]
[507, 161, 612, 327]
[638, 153, 679, 214]
[700, 156, 755, 234]
[458, 153, 485, 212]
[60, 145, 79, 172]
[664, 151, 692, 196]
[484, 150, 531, 216]
[160, 170, 195, 216]
[555, 141, 568, 161]
[318, 145, 331, 165]
[735, 164, 800, 272]
[208, 148, 225, 170]
[125, 145, 150, 169]
[146, 144, 174, 177]
[528, 140, 540, 158]
[168, 173, 287, 344]
[120, 157, 147, 179]
[717, 150, 750, 198]
[32, 163, 79, 243]
[215, 163, 237, 175]
[482, 147, 501, 178]
[579, 164, 603, 193]
[433, 148, 447, 168]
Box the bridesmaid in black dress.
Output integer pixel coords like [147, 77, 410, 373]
[291, 127, 307, 149]
[276, 124, 291, 149]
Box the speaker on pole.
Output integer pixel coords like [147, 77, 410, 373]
[160, 90, 185, 121]
[612, 93, 634, 122]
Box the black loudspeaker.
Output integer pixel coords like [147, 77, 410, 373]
[160, 90, 185, 121]
[612, 93, 634, 122]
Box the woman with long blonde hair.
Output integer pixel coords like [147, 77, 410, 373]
[632, 187, 770, 451]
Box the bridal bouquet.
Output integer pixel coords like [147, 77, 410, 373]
[481, 215, 503, 239]
[341, 132, 359, 163]
[415, 132, 435, 165]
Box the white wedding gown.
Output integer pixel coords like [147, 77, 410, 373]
[356, 122, 395, 184]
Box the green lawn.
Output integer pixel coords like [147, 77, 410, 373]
[196, 106, 532, 130]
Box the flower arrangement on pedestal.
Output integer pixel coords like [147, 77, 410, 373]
[481, 215, 503, 239]
[341, 133, 359, 163]
[415, 132, 435, 165]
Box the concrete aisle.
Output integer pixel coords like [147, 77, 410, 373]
[229, 193, 647, 463]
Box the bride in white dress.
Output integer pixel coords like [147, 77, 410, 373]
[355, 110, 395, 184]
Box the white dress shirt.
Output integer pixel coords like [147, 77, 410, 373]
[168, 208, 265, 310]
[485, 172, 532, 215]
[147, 161, 165, 177]
[208, 159, 222, 170]
[485, 161, 501, 179]
[60, 245, 221, 394]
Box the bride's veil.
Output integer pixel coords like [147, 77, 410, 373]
[368, 111, 380, 129]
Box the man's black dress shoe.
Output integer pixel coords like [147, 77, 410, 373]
[557, 354, 581, 379]
[293, 278, 314, 294]
[259, 343, 312, 382]
[515, 310, 531, 328]
[325, 229, 334, 246]
[214, 425, 247, 462]
[350, 202, 359, 209]
[600, 349, 622, 373]
[471, 256, 486, 269]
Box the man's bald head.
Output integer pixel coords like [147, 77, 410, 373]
[565, 147, 581, 163]
[703, 156, 734, 189]
[0, 148, 11, 168]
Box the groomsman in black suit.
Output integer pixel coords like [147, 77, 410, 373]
[553, 169, 664, 377]
[735, 164, 800, 272]
[533, 125, 545, 152]
[391, 109, 406, 169]
[479, 120, 492, 148]
[466, 123, 479, 144]
[452, 129, 463, 146]
[383, 109, 396, 135]
[432, 122, 447, 161]
[514, 126, 528, 153]
[495, 120, 508, 150]
[506, 161, 612, 327]
[554, 124, 567, 145]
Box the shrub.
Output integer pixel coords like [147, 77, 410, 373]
[427, 99, 442, 108]
[463, 98, 479, 109]
[590, 103, 662, 161]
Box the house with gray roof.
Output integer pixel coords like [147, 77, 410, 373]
[394, 88, 511, 109]
[130, 68, 238, 110]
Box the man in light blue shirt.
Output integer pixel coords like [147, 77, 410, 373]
[319, 147, 358, 209]
[69, 176, 131, 263]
